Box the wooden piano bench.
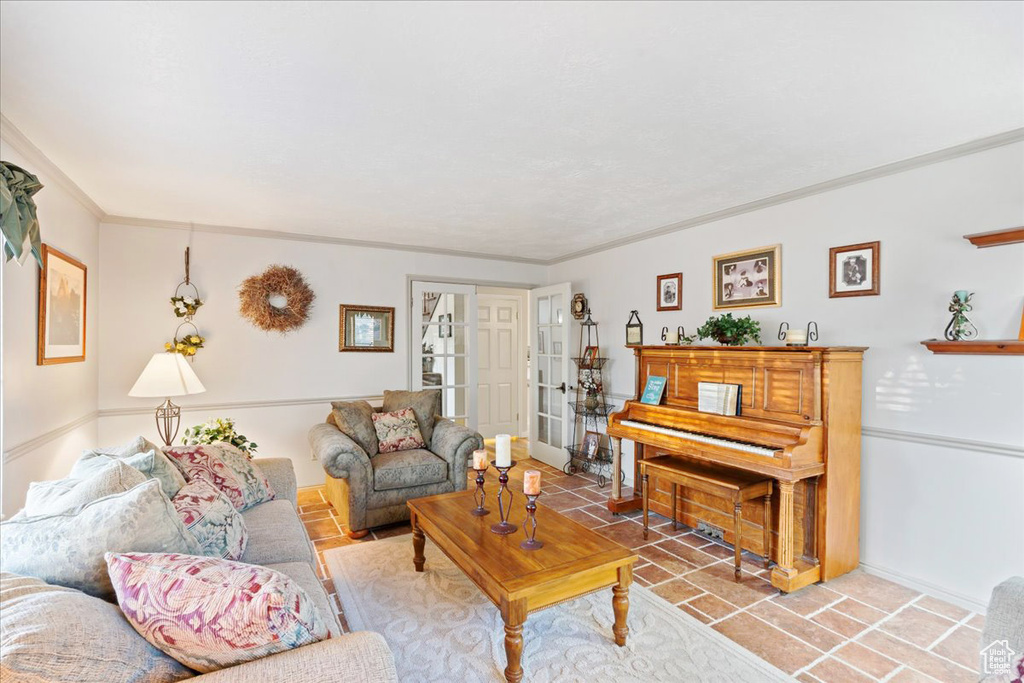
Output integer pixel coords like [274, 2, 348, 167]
[640, 455, 773, 581]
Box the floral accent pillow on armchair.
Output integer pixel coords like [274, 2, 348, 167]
[372, 407, 426, 453]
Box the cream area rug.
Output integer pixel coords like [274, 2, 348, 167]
[325, 536, 793, 683]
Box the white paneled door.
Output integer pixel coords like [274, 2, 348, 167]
[411, 281, 478, 428]
[477, 295, 520, 439]
[529, 283, 571, 468]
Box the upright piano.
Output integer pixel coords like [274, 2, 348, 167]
[607, 345, 865, 593]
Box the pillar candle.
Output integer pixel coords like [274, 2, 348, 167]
[523, 470, 541, 495]
[664, 329, 679, 344]
[495, 434, 512, 467]
[785, 328, 807, 345]
[472, 449, 488, 471]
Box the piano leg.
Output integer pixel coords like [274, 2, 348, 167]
[770, 480, 821, 592]
[733, 502, 743, 581]
[607, 437, 643, 514]
[671, 484, 678, 531]
[762, 493, 772, 570]
[641, 473, 649, 540]
[611, 436, 622, 501]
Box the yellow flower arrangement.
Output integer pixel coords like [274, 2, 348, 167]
[165, 333, 205, 356]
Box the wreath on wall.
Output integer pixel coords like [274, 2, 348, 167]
[238, 264, 315, 333]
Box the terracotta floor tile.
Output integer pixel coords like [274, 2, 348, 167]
[559, 507, 607, 529]
[687, 593, 736, 621]
[650, 577, 703, 604]
[878, 605, 956, 649]
[807, 657, 874, 683]
[653, 538, 719, 568]
[916, 595, 970, 622]
[303, 517, 343, 539]
[580, 503, 620, 524]
[594, 520, 665, 549]
[749, 601, 844, 652]
[968, 613, 985, 630]
[299, 501, 331, 513]
[833, 642, 900, 679]
[824, 570, 921, 613]
[296, 487, 325, 506]
[635, 563, 674, 585]
[537, 490, 590, 512]
[772, 583, 844, 616]
[683, 562, 778, 608]
[321, 578, 335, 595]
[633, 574, 651, 587]
[300, 509, 333, 522]
[886, 668, 935, 683]
[811, 608, 870, 639]
[713, 612, 821, 674]
[678, 603, 713, 624]
[696, 541, 737, 561]
[931, 625, 981, 670]
[313, 535, 359, 552]
[675, 532, 713, 549]
[832, 597, 888, 626]
[857, 629, 977, 683]
[569, 487, 609, 504]
[552, 474, 600, 491]
[638, 545, 698, 575]
[795, 674, 820, 683]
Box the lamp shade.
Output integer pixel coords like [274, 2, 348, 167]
[128, 353, 206, 398]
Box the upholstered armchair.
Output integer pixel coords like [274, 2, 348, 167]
[310, 394, 483, 538]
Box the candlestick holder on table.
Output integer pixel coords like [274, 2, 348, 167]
[520, 492, 543, 550]
[471, 467, 489, 516]
[489, 460, 518, 535]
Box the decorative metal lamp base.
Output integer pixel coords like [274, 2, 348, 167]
[520, 493, 543, 550]
[490, 461, 518, 535]
[471, 467, 489, 516]
[155, 398, 181, 448]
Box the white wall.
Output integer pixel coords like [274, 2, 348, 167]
[547, 142, 1024, 611]
[96, 223, 545, 486]
[1, 135, 101, 517]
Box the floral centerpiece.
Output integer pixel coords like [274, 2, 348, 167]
[171, 295, 203, 318]
[183, 418, 258, 457]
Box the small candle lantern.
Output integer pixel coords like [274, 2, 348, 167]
[470, 449, 489, 517]
[626, 310, 643, 346]
[521, 470, 543, 551]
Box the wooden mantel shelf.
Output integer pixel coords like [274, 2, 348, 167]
[921, 339, 1024, 355]
[963, 227, 1024, 248]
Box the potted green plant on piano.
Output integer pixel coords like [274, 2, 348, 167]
[697, 313, 761, 346]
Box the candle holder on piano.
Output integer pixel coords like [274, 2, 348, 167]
[471, 466, 489, 516]
[520, 492, 543, 550]
[490, 460, 518, 535]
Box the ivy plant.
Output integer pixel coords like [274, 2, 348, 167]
[696, 313, 761, 346]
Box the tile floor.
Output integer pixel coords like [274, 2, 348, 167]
[298, 441, 983, 682]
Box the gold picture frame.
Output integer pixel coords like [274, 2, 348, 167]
[339, 304, 395, 352]
[38, 244, 87, 365]
[712, 244, 781, 310]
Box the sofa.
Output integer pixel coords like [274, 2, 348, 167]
[982, 576, 1024, 680]
[0, 456, 399, 682]
[311, 398, 483, 538]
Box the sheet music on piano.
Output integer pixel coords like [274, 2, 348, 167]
[697, 381, 741, 416]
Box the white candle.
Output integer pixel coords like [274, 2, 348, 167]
[495, 434, 512, 467]
[472, 449, 488, 471]
[786, 328, 807, 345]
[523, 470, 541, 495]
[664, 329, 679, 344]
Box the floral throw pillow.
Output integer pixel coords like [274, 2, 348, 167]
[372, 407, 426, 453]
[172, 478, 248, 560]
[164, 444, 274, 511]
[105, 552, 331, 673]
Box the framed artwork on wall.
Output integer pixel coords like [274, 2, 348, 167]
[712, 244, 781, 310]
[657, 272, 682, 311]
[829, 241, 880, 298]
[339, 304, 395, 352]
[37, 244, 87, 365]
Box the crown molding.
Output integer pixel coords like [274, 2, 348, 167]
[101, 215, 549, 266]
[0, 115, 106, 220]
[548, 128, 1024, 265]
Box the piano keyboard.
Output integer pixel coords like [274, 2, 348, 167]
[620, 420, 780, 457]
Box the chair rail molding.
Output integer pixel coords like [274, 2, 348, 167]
[3, 411, 99, 464]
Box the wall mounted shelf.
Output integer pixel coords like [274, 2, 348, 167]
[963, 227, 1024, 248]
[921, 339, 1024, 355]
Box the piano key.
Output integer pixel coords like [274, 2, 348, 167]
[620, 420, 780, 457]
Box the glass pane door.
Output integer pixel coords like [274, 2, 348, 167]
[529, 282, 571, 468]
[412, 281, 478, 428]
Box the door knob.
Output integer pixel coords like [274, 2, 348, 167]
[557, 382, 567, 394]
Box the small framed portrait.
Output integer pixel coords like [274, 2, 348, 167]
[712, 245, 781, 310]
[581, 431, 601, 460]
[657, 272, 682, 311]
[339, 304, 395, 352]
[829, 241, 880, 298]
[38, 244, 87, 365]
[581, 345, 599, 367]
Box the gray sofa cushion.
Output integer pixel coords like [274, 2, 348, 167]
[330, 400, 379, 457]
[265, 561, 342, 637]
[383, 389, 439, 447]
[241, 499, 315, 565]
[24, 461, 147, 516]
[72, 449, 187, 499]
[372, 449, 447, 492]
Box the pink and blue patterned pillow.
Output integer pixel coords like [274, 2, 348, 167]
[105, 552, 331, 673]
[372, 407, 426, 453]
[164, 444, 274, 511]
[172, 478, 248, 560]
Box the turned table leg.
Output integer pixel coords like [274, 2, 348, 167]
[612, 565, 632, 646]
[411, 513, 425, 572]
[500, 598, 526, 683]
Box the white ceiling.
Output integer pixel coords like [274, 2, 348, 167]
[1, 1, 1021, 262]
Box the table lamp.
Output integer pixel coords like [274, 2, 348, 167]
[129, 352, 206, 447]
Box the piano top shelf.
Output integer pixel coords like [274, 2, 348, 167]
[627, 345, 868, 352]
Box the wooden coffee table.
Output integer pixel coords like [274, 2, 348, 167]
[408, 489, 637, 683]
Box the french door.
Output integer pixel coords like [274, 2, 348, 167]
[529, 283, 571, 468]
[411, 281, 478, 427]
